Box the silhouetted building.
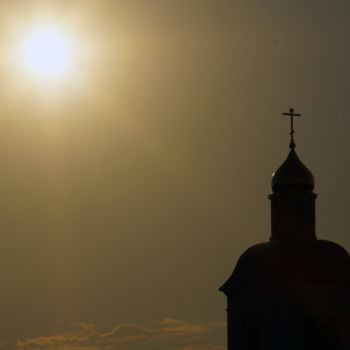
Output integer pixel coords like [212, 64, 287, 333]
[220, 109, 350, 349]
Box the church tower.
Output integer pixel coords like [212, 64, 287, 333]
[220, 109, 350, 349]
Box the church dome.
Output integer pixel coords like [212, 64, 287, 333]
[271, 149, 314, 192]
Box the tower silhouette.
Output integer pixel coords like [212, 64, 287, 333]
[220, 109, 350, 349]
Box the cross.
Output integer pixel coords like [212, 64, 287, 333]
[282, 107, 301, 149]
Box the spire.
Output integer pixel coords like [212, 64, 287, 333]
[269, 108, 316, 241]
[282, 107, 301, 150]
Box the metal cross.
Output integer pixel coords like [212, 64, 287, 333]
[282, 107, 301, 149]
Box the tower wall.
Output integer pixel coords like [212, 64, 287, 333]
[269, 191, 316, 240]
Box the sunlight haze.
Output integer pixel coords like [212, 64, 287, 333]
[22, 26, 72, 79]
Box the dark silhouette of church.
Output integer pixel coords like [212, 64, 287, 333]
[220, 109, 350, 349]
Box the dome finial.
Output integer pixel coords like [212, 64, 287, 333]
[282, 107, 301, 150]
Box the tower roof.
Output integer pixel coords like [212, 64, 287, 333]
[219, 239, 350, 294]
[271, 149, 314, 192]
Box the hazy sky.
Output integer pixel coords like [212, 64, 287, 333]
[0, 1, 349, 349]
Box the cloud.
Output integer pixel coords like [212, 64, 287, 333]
[16, 334, 89, 347]
[72, 323, 96, 332]
[170, 346, 226, 350]
[162, 318, 185, 324]
[15, 319, 224, 350]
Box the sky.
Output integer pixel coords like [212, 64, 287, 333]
[0, 0, 349, 349]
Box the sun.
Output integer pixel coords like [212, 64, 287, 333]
[22, 27, 72, 80]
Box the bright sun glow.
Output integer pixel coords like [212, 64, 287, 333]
[22, 27, 72, 79]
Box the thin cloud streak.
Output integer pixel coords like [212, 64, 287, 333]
[16, 318, 223, 350]
[170, 346, 226, 350]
